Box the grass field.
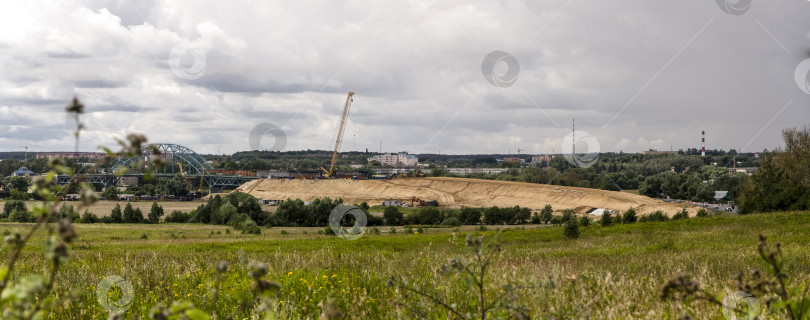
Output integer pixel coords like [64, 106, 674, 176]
[2, 211, 809, 319]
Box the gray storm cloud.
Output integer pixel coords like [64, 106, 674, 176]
[0, 0, 808, 155]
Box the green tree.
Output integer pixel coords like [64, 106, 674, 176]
[148, 202, 164, 224]
[563, 218, 580, 239]
[213, 202, 237, 225]
[540, 204, 553, 224]
[110, 203, 123, 223]
[383, 206, 403, 225]
[2, 200, 27, 219]
[738, 127, 810, 213]
[513, 206, 531, 224]
[133, 208, 144, 223]
[123, 202, 135, 223]
[101, 186, 118, 200]
[599, 211, 613, 227]
[560, 209, 575, 223]
[2, 176, 30, 192]
[56, 204, 77, 222]
[622, 208, 637, 224]
[458, 207, 482, 225]
[9, 209, 32, 222]
[238, 197, 264, 224]
[579, 215, 591, 227]
[158, 174, 192, 196]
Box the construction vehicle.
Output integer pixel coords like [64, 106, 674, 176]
[409, 196, 439, 207]
[320, 92, 355, 178]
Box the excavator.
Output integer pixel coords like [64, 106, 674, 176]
[409, 196, 438, 207]
[320, 92, 355, 178]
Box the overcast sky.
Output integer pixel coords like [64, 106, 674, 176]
[1, 0, 809, 155]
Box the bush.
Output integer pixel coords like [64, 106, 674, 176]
[561, 209, 575, 223]
[622, 208, 637, 224]
[550, 216, 562, 225]
[579, 216, 591, 227]
[599, 212, 613, 227]
[389, 227, 396, 234]
[696, 208, 708, 217]
[416, 226, 424, 234]
[530, 214, 541, 224]
[100, 215, 115, 224]
[226, 213, 249, 229]
[240, 219, 261, 235]
[383, 206, 403, 225]
[80, 210, 99, 223]
[9, 209, 32, 222]
[640, 210, 669, 222]
[369, 226, 381, 235]
[563, 219, 579, 239]
[165, 210, 192, 223]
[672, 208, 689, 220]
[441, 217, 462, 227]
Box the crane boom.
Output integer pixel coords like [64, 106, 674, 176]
[325, 92, 354, 177]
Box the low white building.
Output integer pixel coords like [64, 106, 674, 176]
[445, 168, 510, 175]
[367, 153, 418, 166]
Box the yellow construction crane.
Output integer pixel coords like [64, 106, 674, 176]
[176, 162, 185, 176]
[321, 92, 355, 178]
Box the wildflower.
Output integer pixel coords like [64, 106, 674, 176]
[287, 272, 293, 276]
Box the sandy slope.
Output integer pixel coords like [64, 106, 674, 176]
[237, 177, 697, 216]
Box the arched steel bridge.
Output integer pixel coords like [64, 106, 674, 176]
[56, 143, 258, 188]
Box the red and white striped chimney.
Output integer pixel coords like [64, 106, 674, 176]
[701, 130, 706, 157]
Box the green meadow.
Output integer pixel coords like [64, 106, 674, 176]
[2, 211, 809, 319]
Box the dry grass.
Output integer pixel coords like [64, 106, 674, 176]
[1, 200, 203, 217]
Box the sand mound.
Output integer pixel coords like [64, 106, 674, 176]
[238, 177, 696, 216]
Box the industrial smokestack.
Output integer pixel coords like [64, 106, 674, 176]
[701, 130, 706, 157]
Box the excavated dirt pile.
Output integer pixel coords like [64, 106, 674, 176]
[237, 177, 696, 216]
